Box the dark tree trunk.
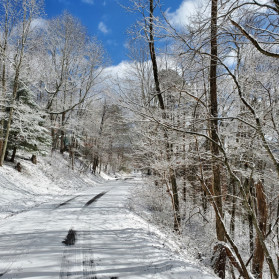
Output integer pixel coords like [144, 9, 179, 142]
[4, 149, 9, 161]
[229, 177, 236, 240]
[69, 149, 74, 170]
[277, 201, 279, 272]
[60, 129, 65, 154]
[170, 169, 181, 231]
[60, 112, 66, 154]
[92, 156, 99, 175]
[10, 146, 17, 163]
[0, 140, 3, 165]
[148, 0, 164, 111]
[183, 114, 187, 204]
[148, 0, 180, 232]
[209, 0, 226, 277]
[248, 178, 254, 256]
[252, 180, 267, 279]
[98, 158, 102, 174]
[50, 114, 56, 151]
[183, 176, 187, 202]
[202, 190, 208, 214]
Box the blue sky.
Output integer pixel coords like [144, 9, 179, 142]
[44, 0, 183, 65]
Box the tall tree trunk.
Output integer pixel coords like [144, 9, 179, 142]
[209, 0, 226, 277]
[183, 171, 187, 202]
[248, 178, 254, 257]
[277, 201, 279, 272]
[170, 169, 181, 231]
[202, 190, 208, 214]
[60, 112, 66, 154]
[1, 105, 14, 166]
[0, 84, 5, 164]
[98, 158, 102, 174]
[252, 180, 267, 279]
[70, 147, 75, 170]
[182, 118, 187, 203]
[72, 151, 74, 170]
[4, 149, 9, 161]
[94, 100, 107, 174]
[0, 12, 8, 166]
[229, 177, 236, 240]
[0, 141, 3, 164]
[92, 156, 99, 175]
[148, 0, 164, 111]
[50, 114, 56, 151]
[148, 0, 180, 232]
[0, 71, 19, 166]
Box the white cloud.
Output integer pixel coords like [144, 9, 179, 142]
[166, 0, 208, 28]
[30, 18, 48, 30]
[104, 61, 131, 79]
[104, 55, 180, 82]
[81, 0, 94, 4]
[101, 61, 133, 98]
[98, 21, 109, 34]
[167, 0, 271, 29]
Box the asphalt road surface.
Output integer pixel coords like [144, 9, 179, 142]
[0, 179, 216, 279]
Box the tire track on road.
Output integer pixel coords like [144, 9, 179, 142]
[59, 190, 109, 278]
[84, 191, 107, 207]
[56, 195, 81, 209]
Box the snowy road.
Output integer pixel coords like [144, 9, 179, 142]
[0, 178, 216, 279]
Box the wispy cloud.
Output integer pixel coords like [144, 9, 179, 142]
[81, 0, 94, 4]
[98, 21, 109, 34]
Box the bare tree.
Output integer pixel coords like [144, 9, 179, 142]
[42, 12, 105, 152]
[209, 0, 227, 277]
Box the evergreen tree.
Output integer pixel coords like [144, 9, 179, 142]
[7, 84, 51, 160]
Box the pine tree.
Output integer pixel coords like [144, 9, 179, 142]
[6, 84, 51, 160]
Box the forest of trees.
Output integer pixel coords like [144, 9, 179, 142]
[118, 0, 279, 278]
[1, 0, 279, 278]
[0, 0, 130, 174]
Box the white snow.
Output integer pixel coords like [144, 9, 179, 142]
[0, 152, 103, 219]
[0, 153, 217, 278]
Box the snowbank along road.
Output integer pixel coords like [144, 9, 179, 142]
[0, 178, 216, 279]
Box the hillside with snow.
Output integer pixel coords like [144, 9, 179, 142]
[0, 152, 104, 219]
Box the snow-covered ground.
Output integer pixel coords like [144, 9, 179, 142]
[0, 153, 217, 278]
[0, 153, 102, 219]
